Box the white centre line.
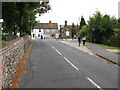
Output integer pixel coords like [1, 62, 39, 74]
[49, 44, 52, 47]
[49, 44, 61, 55]
[51, 46, 55, 49]
[64, 57, 79, 70]
[87, 77, 103, 90]
[55, 49, 62, 55]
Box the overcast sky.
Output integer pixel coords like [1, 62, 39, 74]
[36, 0, 120, 26]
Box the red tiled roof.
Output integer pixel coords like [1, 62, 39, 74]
[35, 23, 58, 29]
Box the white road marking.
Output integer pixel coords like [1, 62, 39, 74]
[48, 43, 55, 49]
[49, 44, 52, 47]
[87, 77, 102, 90]
[55, 49, 62, 55]
[49, 44, 61, 55]
[64, 57, 79, 70]
[52, 46, 55, 49]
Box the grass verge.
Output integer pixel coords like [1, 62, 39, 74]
[95, 43, 120, 49]
[0, 41, 6, 46]
[115, 52, 120, 54]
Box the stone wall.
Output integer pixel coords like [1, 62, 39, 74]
[0, 36, 32, 89]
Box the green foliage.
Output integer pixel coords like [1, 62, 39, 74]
[95, 43, 120, 49]
[77, 26, 87, 37]
[2, 2, 18, 34]
[79, 16, 86, 30]
[0, 41, 6, 46]
[113, 28, 120, 38]
[85, 11, 117, 43]
[71, 23, 77, 37]
[2, 2, 51, 37]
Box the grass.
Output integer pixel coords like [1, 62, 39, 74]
[115, 52, 120, 54]
[95, 43, 120, 49]
[0, 41, 6, 47]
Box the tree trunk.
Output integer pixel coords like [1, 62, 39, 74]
[13, 24, 16, 35]
[17, 2, 25, 37]
[19, 15, 24, 37]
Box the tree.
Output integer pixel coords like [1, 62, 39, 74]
[79, 16, 86, 30]
[86, 11, 117, 43]
[2, 2, 51, 37]
[71, 23, 77, 37]
[16, 2, 51, 36]
[2, 2, 18, 35]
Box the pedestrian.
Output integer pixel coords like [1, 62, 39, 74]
[82, 36, 86, 46]
[78, 36, 81, 46]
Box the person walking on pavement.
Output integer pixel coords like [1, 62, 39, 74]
[78, 36, 81, 46]
[82, 36, 86, 46]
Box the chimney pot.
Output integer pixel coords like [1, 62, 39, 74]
[49, 21, 51, 23]
[65, 21, 67, 26]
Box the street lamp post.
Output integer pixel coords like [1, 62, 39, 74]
[92, 28, 95, 43]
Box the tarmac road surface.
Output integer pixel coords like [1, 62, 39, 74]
[19, 39, 118, 89]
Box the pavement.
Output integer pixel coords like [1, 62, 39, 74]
[59, 39, 119, 65]
[19, 39, 118, 88]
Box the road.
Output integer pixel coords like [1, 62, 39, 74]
[19, 39, 118, 89]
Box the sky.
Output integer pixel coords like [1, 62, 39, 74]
[36, 0, 120, 26]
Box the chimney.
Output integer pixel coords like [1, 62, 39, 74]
[49, 21, 51, 23]
[65, 21, 67, 27]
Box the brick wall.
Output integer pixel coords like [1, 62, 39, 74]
[0, 36, 32, 89]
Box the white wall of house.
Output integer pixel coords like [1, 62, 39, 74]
[31, 29, 44, 39]
[31, 28, 59, 39]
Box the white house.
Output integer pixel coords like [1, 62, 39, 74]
[31, 28, 44, 39]
[31, 21, 59, 39]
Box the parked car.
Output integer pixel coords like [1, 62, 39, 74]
[72, 36, 78, 39]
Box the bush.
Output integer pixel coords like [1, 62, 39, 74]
[0, 41, 6, 46]
[2, 34, 17, 41]
[101, 37, 119, 47]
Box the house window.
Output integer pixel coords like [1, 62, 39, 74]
[46, 29, 50, 32]
[52, 29, 55, 32]
[38, 34, 40, 37]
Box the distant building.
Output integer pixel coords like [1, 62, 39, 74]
[60, 21, 79, 38]
[31, 21, 59, 39]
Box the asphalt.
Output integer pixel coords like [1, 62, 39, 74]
[19, 39, 118, 88]
[63, 39, 119, 64]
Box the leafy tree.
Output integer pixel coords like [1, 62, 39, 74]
[16, 2, 51, 36]
[118, 18, 120, 28]
[79, 16, 86, 30]
[71, 23, 77, 37]
[2, 2, 18, 34]
[86, 11, 117, 43]
[2, 2, 51, 37]
[113, 28, 120, 38]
